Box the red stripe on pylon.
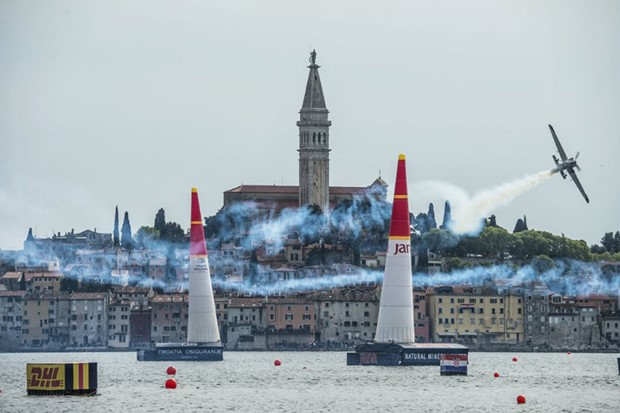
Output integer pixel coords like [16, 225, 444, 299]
[78, 363, 84, 390]
[388, 154, 411, 239]
[190, 188, 208, 256]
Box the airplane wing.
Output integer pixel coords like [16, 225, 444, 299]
[548, 124, 568, 161]
[568, 169, 590, 203]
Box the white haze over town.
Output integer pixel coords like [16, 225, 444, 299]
[1, 1, 619, 251]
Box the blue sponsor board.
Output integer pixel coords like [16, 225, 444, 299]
[137, 344, 223, 361]
[346, 352, 401, 366]
[347, 343, 469, 366]
[401, 350, 443, 366]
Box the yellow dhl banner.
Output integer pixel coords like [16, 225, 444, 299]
[27, 364, 65, 391]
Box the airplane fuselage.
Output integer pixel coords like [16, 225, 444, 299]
[551, 156, 577, 179]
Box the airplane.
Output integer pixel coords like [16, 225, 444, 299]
[548, 124, 590, 203]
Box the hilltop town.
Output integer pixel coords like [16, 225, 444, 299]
[1, 51, 619, 353]
[0, 214, 619, 353]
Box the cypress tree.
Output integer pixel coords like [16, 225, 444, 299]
[514, 215, 529, 233]
[113, 206, 120, 247]
[121, 211, 134, 249]
[440, 201, 452, 230]
[154, 208, 166, 236]
[427, 203, 437, 230]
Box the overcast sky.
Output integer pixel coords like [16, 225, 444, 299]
[1, 1, 618, 251]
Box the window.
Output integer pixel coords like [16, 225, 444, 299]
[285, 314, 293, 321]
[364, 311, 370, 317]
[438, 308, 443, 314]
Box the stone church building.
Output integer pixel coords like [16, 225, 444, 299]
[223, 51, 386, 212]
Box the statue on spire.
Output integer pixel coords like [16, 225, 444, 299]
[309, 49, 316, 64]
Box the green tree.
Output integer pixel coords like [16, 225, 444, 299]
[601, 232, 615, 252]
[531, 254, 554, 273]
[440, 200, 452, 230]
[513, 216, 528, 233]
[113, 206, 120, 247]
[427, 203, 437, 230]
[135, 226, 160, 249]
[480, 226, 511, 259]
[161, 222, 186, 243]
[121, 211, 134, 249]
[154, 208, 166, 236]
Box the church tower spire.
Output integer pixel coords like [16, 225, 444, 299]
[298, 49, 331, 211]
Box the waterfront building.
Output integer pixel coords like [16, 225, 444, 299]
[0, 290, 25, 350]
[523, 285, 551, 347]
[150, 294, 188, 344]
[315, 288, 379, 345]
[108, 300, 131, 348]
[68, 292, 108, 348]
[413, 287, 430, 343]
[22, 293, 53, 348]
[547, 296, 600, 349]
[130, 306, 152, 348]
[427, 285, 524, 344]
[265, 297, 317, 347]
[227, 297, 266, 350]
[214, 294, 230, 339]
[601, 314, 620, 345]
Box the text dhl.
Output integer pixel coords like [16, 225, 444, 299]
[392, 243, 410, 255]
[29, 366, 64, 389]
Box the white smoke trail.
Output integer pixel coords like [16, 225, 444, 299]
[413, 170, 554, 236]
[451, 169, 554, 235]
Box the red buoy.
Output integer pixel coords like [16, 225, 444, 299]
[166, 366, 177, 375]
[494, 372, 500, 378]
[165, 378, 177, 389]
[512, 357, 518, 362]
[516, 395, 526, 404]
[567, 351, 571, 355]
[274, 359, 281, 366]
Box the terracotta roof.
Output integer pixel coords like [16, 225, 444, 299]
[151, 294, 188, 303]
[1, 272, 23, 280]
[226, 185, 297, 194]
[25, 272, 63, 282]
[225, 185, 368, 195]
[70, 292, 106, 300]
[230, 297, 264, 308]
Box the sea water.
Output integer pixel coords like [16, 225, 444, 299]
[0, 351, 618, 412]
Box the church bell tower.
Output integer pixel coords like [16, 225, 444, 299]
[298, 50, 331, 212]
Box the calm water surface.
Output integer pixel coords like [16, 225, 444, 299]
[0, 351, 618, 412]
